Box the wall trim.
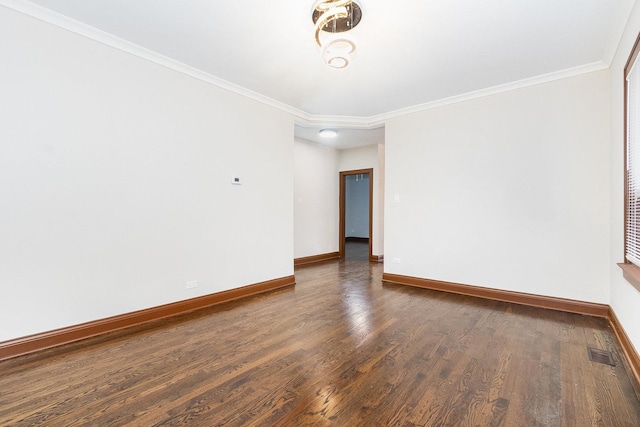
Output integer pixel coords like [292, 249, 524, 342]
[618, 262, 640, 293]
[382, 273, 609, 318]
[0, 0, 305, 119]
[294, 252, 340, 266]
[609, 307, 640, 391]
[382, 273, 640, 389]
[0, 275, 295, 361]
[366, 62, 608, 124]
[370, 254, 384, 263]
[2, 270, 639, 389]
[1, 0, 609, 128]
[294, 251, 381, 265]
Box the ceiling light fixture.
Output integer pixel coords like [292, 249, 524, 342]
[312, 0, 362, 69]
[319, 129, 338, 138]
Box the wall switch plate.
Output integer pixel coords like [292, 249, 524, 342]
[185, 280, 198, 289]
[393, 194, 400, 203]
[231, 176, 242, 185]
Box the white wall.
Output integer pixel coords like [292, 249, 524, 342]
[377, 144, 385, 257]
[610, 1, 640, 355]
[340, 144, 385, 257]
[345, 174, 370, 238]
[294, 138, 339, 258]
[0, 8, 294, 342]
[385, 70, 611, 304]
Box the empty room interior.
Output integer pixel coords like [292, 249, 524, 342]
[3, 0, 640, 425]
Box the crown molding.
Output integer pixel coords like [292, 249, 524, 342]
[294, 114, 384, 129]
[0, 0, 309, 120]
[2, 0, 613, 129]
[370, 61, 610, 123]
[603, 0, 636, 66]
[298, 61, 609, 127]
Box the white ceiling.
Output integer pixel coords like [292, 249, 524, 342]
[14, 0, 636, 148]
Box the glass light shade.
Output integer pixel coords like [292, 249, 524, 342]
[322, 37, 356, 69]
[312, 0, 360, 69]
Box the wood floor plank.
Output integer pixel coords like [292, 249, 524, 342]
[1, 242, 639, 426]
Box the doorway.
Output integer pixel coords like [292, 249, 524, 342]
[339, 168, 373, 260]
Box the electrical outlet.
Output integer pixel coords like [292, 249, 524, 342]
[392, 258, 401, 264]
[185, 280, 198, 289]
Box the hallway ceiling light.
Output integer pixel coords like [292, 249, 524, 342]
[312, 0, 362, 69]
[319, 129, 338, 138]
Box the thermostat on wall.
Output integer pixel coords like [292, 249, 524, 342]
[231, 176, 242, 185]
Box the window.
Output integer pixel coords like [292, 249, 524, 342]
[623, 33, 640, 287]
[619, 34, 640, 291]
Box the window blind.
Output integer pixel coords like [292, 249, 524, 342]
[627, 58, 640, 266]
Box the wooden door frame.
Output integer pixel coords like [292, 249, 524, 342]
[339, 168, 374, 260]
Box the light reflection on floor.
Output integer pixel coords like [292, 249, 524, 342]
[342, 240, 374, 342]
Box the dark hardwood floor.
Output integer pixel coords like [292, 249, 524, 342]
[1, 241, 639, 426]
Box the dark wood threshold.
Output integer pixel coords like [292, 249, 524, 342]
[382, 273, 609, 318]
[0, 275, 295, 362]
[294, 252, 340, 266]
[609, 307, 640, 398]
[345, 237, 369, 243]
[618, 262, 640, 293]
